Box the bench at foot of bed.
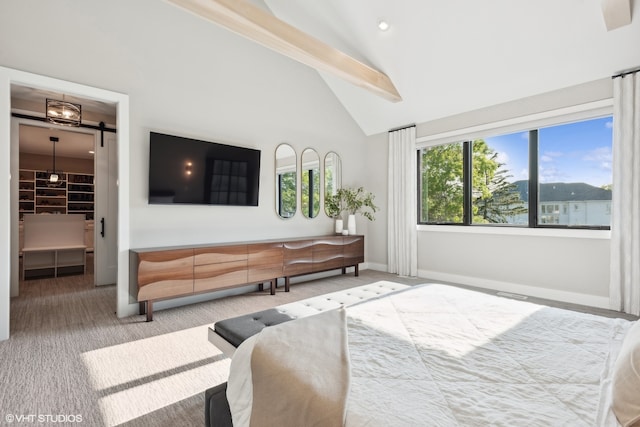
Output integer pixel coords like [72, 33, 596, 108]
[207, 280, 410, 357]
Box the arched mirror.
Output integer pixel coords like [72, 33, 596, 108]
[324, 151, 342, 217]
[301, 148, 320, 219]
[275, 143, 297, 219]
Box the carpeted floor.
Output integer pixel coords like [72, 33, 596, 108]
[1, 266, 422, 426]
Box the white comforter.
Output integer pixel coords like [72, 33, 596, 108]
[229, 283, 633, 426]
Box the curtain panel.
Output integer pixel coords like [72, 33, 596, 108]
[610, 71, 640, 316]
[387, 126, 418, 277]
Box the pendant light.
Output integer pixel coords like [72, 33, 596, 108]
[48, 136, 63, 186]
[46, 97, 81, 127]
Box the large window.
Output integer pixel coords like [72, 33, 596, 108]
[418, 115, 613, 229]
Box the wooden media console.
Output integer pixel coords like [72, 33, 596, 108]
[130, 235, 364, 321]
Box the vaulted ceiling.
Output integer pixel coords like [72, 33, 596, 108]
[255, 0, 639, 136]
[10, 0, 640, 140]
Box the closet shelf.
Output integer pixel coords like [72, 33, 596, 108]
[19, 169, 94, 220]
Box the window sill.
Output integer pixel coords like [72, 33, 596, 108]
[416, 224, 611, 240]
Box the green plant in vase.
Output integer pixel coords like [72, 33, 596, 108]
[325, 192, 345, 233]
[338, 186, 378, 235]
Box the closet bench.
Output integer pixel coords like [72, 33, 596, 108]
[21, 214, 87, 279]
[22, 245, 87, 279]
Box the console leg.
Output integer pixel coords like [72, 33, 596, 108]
[355, 264, 359, 277]
[139, 301, 146, 315]
[270, 279, 276, 295]
[285, 277, 290, 292]
[258, 283, 264, 292]
[146, 301, 153, 322]
[341, 267, 346, 274]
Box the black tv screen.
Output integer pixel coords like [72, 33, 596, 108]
[148, 132, 260, 206]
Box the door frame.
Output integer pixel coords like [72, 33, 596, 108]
[10, 118, 103, 293]
[0, 66, 131, 341]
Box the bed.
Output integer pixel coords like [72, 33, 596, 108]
[213, 283, 640, 427]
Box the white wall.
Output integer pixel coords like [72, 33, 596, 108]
[0, 0, 366, 323]
[417, 227, 610, 307]
[365, 78, 614, 308]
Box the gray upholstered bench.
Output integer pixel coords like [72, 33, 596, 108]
[207, 280, 410, 357]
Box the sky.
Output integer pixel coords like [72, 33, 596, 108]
[484, 116, 613, 188]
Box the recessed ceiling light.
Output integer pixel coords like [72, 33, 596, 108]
[377, 20, 390, 31]
[89, 150, 95, 154]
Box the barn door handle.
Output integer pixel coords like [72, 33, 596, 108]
[100, 218, 105, 238]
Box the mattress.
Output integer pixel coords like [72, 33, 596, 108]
[227, 283, 634, 426]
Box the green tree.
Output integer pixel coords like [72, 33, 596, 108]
[278, 171, 296, 217]
[471, 140, 527, 223]
[325, 167, 334, 196]
[421, 139, 526, 223]
[301, 167, 320, 217]
[420, 142, 464, 223]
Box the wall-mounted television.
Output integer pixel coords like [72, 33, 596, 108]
[148, 132, 260, 206]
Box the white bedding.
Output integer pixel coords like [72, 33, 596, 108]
[228, 283, 634, 426]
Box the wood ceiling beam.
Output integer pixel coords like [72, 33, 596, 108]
[167, 0, 402, 103]
[601, 0, 631, 31]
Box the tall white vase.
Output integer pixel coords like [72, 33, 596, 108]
[347, 214, 356, 235]
[335, 218, 344, 234]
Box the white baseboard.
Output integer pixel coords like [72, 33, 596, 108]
[122, 303, 141, 318]
[366, 262, 388, 272]
[418, 269, 610, 309]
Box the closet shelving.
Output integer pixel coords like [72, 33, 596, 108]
[35, 171, 67, 215]
[18, 170, 35, 218]
[67, 173, 95, 220]
[19, 169, 94, 220]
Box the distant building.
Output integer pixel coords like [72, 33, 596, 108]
[511, 181, 611, 226]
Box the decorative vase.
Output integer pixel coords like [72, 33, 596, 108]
[347, 214, 356, 235]
[335, 218, 343, 234]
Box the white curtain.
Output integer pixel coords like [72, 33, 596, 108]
[387, 126, 418, 277]
[610, 71, 640, 316]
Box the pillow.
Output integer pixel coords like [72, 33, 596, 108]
[226, 308, 350, 427]
[612, 320, 640, 427]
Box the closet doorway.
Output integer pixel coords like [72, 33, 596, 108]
[10, 88, 118, 297]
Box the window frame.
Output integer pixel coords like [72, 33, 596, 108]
[416, 101, 613, 230]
